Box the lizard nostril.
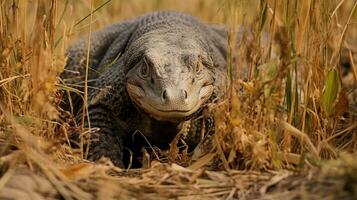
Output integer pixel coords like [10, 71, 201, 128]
[183, 90, 188, 99]
[162, 90, 168, 101]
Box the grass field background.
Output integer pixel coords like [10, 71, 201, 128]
[0, 0, 356, 199]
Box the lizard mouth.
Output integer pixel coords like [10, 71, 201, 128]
[147, 106, 199, 122]
[145, 101, 202, 121]
[126, 83, 210, 122]
[129, 94, 201, 121]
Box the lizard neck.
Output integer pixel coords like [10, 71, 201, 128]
[137, 112, 187, 148]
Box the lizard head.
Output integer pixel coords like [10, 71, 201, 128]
[125, 31, 215, 122]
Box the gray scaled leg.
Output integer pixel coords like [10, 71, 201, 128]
[62, 20, 138, 167]
[82, 104, 125, 167]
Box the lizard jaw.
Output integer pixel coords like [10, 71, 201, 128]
[126, 83, 211, 122]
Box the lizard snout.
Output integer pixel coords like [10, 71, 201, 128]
[161, 88, 188, 103]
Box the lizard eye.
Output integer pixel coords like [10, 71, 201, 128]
[140, 58, 151, 78]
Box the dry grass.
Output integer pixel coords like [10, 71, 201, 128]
[0, 0, 357, 199]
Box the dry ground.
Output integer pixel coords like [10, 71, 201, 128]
[0, 0, 357, 199]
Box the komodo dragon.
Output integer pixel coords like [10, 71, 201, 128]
[62, 11, 245, 167]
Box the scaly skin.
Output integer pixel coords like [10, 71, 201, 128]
[62, 11, 232, 167]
